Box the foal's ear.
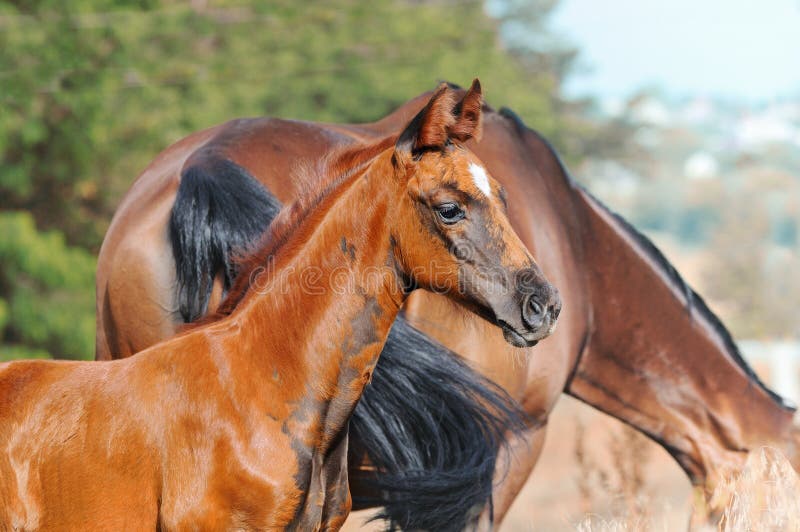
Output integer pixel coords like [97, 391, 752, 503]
[395, 83, 457, 160]
[449, 78, 483, 142]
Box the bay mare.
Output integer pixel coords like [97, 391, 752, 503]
[1, 83, 558, 529]
[96, 83, 800, 527]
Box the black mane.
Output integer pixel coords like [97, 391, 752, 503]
[498, 105, 792, 411]
[603, 199, 793, 409]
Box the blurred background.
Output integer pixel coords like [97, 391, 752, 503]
[1, 0, 798, 529]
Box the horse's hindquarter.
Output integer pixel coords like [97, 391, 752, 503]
[96, 127, 223, 360]
[96, 118, 360, 361]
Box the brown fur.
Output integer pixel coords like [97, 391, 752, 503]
[201, 135, 399, 323]
[95, 84, 800, 527]
[3, 83, 554, 530]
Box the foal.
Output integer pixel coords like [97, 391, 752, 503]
[0, 81, 559, 530]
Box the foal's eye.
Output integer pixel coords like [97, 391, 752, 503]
[435, 203, 465, 224]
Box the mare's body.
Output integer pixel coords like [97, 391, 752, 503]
[96, 87, 799, 526]
[3, 83, 556, 530]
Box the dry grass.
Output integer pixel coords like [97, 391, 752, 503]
[712, 447, 800, 532]
[573, 419, 664, 531]
[575, 446, 800, 532]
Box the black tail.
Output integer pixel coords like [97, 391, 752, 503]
[352, 315, 528, 531]
[168, 158, 281, 322]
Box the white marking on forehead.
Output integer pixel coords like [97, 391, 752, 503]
[469, 163, 492, 198]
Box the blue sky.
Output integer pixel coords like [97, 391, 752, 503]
[551, 0, 800, 103]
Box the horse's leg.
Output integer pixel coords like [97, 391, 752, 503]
[318, 430, 353, 531]
[483, 424, 547, 528]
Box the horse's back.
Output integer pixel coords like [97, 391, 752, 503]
[0, 359, 71, 424]
[0, 359, 117, 472]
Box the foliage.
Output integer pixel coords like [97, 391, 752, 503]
[1, 0, 584, 249]
[0, 212, 96, 359]
[487, 0, 634, 164]
[700, 172, 800, 339]
[1, 0, 597, 360]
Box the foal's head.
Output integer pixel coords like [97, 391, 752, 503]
[389, 80, 560, 347]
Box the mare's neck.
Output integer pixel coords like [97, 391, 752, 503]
[569, 187, 798, 491]
[218, 150, 405, 450]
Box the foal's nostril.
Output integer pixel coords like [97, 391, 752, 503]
[522, 294, 546, 330]
[521, 285, 561, 332]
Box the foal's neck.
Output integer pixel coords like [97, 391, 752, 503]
[223, 149, 405, 449]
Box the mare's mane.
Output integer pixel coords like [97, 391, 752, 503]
[201, 133, 399, 322]
[605, 203, 792, 408]
[498, 105, 792, 410]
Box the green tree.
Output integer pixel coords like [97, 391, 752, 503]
[2, 1, 585, 248]
[1, 0, 604, 359]
[487, 0, 635, 165]
[701, 174, 800, 339]
[0, 212, 95, 360]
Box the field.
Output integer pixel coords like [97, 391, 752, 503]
[344, 394, 800, 530]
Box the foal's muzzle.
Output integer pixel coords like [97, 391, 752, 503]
[500, 269, 561, 348]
